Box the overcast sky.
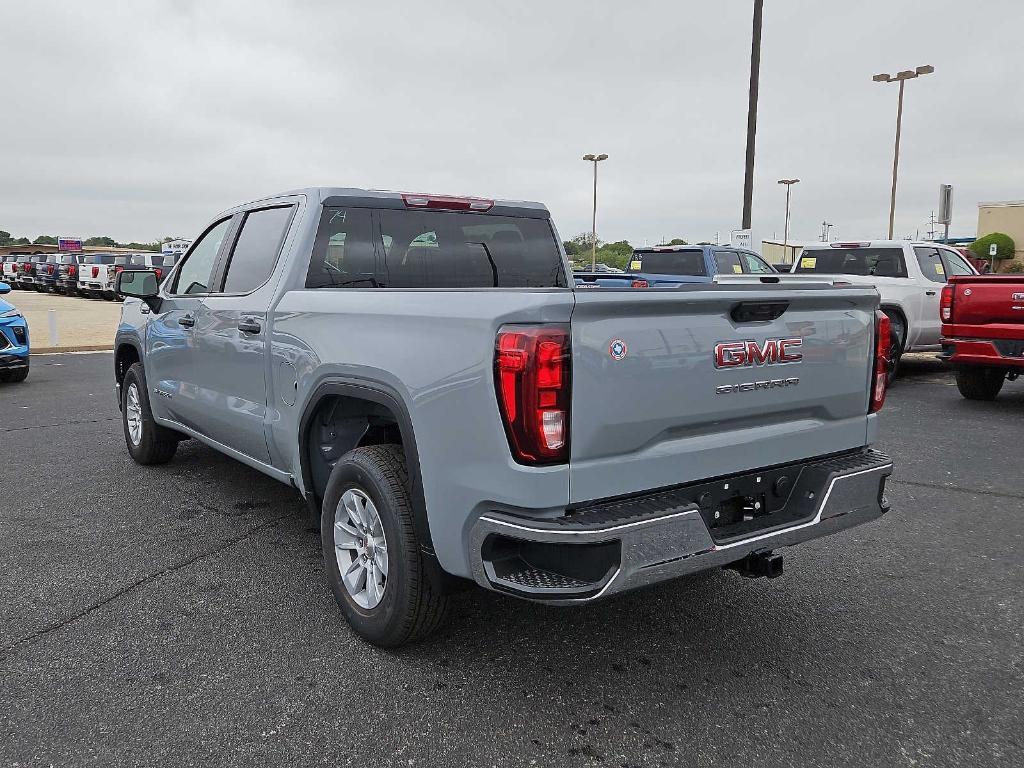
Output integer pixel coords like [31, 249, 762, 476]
[2, 0, 1022, 246]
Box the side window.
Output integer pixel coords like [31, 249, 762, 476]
[713, 250, 743, 275]
[741, 252, 774, 273]
[220, 206, 294, 294]
[941, 249, 975, 276]
[306, 208, 376, 288]
[914, 247, 946, 283]
[172, 218, 232, 295]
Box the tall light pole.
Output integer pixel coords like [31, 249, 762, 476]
[777, 179, 799, 246]
[873, 65, 934, 238]
[582, 153, 608, 271]
[741, 0, 764, 230]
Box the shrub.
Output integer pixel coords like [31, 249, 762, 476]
[969, 232, 1015, 262]
[1002, 261, 1024, 274]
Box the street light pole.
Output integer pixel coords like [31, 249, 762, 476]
[582, 153, 608, 271]
[777, 179, 799, 246]
[873, 65, 934, 238]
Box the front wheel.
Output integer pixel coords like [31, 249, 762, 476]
[121, 363, 179, 464]
[955, 367, 1005, 401]
[321, 444, 449, 647]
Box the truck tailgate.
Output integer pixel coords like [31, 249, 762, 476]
[568, 284, 878, 503]
[946, 275, 1024, 337]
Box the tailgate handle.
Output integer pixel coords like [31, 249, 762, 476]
[731, 301, 789, 323]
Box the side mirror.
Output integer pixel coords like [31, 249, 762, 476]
[0, 282, 10, 295]
[116, 269, 162, 312]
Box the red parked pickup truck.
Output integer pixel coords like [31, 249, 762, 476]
[940, 275, 1024, 400]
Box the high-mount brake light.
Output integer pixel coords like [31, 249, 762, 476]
[830, 242, 871, 248]
[870, 310, 890, 413]
[940, 284, 954, 322]
[494, 326, 570, 464]
[401, 193, 494, 212]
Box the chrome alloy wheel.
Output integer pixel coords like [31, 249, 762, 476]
[126, 383, 143, 446]
[334, 488, 389, 609]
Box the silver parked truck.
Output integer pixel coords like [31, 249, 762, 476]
[114, 188, 894, 647]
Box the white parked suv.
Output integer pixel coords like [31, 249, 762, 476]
[792, 240, 977, 377]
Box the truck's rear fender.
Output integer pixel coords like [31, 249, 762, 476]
[271, 288, 575, 578]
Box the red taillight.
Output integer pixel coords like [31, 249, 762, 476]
[870, 310, 890, 413]
[494, 326, 570, 464]
[69, 266, 77, 277]
[92, 266, 99, 278]
[47, 264, 55, 275]
[940, 284, 954, 322]
[631, 279, 649, 288]
[154, 267, 162, 280]
[401, 193, 494, 212]
[114, 266, 124, 275]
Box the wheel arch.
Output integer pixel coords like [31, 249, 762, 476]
[114, 339, 143, 407]
[297, 378, 433, 555]
[879, 303, 908, 348]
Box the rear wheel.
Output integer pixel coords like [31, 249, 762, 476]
[883, 310, 905, 385]
[955, 367, 1005, 401]
[321, 444, 449, 647]
[121, 363, 179, 464]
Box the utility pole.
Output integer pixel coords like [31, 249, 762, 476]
[820, 220, 833, 242]
[582, 153, 608, 271]
[777, 179, 799, 246]
[741, 0, 764, 230]
[873, 65, 935, 238]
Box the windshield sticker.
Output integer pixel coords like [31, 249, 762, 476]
[732, 264, 742, 273]
[801, 257, 816, 269]
[934, 263, 944, 275]
[629, 260, 642, 270]
[329, 210, 347, 224]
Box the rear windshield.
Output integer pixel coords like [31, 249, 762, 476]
[794, 247, 907, 277]
[128, 254, 167, 266]
[631, 249, 706, 276]
[83, 254, 119, 264]
[307, 207, 566, 289]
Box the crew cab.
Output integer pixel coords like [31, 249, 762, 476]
[78, 254, 127, 299]
[53, 253, 87, 294]
[114, 187, 894, 647]
[793, 240, 977, 378]
[939, 275, 1024, 400]
[575, 244, 775, 288]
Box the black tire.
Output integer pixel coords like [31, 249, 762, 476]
[883, 310, 905, 385]
[121, 363, 179, 464]
[3, 364, 29, 383]
[956, 367, 1005, 401]
[321, 444, 449, 647]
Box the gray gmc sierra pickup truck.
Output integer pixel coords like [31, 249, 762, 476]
[114, 187, 894, 647]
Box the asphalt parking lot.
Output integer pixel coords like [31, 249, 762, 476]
[1, 353, 1022, 767]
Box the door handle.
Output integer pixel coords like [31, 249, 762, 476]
[925, 290, 936, 296]
[237, 318, 261, 334]
[178, 315, 195, 328]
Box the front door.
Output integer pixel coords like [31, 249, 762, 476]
[913, 246, 948, 347]
[145, 217, 234, 431]
[191, 204, 296, 464]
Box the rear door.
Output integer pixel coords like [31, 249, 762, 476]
[568, 285, 877, 503]
[913, 247, 948, 345]
[192, 204, 296, 463]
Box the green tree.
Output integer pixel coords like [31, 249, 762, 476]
[0, 230, 11, 245]
[33, 235, 57, 245]
[969, 232, 1015, 270]
[12, 237, 30, 245]
[667, 237, 688, 245]
[84, 236, 118, 247]
[563, 240, 580, 257]
[124, 241, 160, 251]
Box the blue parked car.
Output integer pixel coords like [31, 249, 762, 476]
[574, 245, 776, 287]
[0, 281, 30, 382]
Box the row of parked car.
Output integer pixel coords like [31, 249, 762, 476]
[0, 252, 179, 300]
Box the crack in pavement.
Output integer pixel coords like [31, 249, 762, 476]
[1, 417, 119, 434]
[0, 512, 294, 661]
[889, 478, 1024, 502]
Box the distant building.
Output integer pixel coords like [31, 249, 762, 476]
[977, 201, 1024, 260]
[761, 239, 804, 267]
[162, 238, 192, 256]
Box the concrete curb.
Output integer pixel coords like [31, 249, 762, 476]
[32, 344, 114, 354]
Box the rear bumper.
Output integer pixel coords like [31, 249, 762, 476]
[940, 337, 1024, 369]
[469, 449, 892, 603]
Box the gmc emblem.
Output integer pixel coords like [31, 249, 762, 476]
[714, 338, 803, 368]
